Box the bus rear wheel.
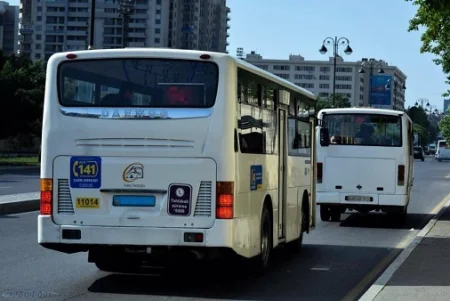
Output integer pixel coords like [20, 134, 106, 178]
[250, 205, 272, 275]
[320, 205, 331, 221]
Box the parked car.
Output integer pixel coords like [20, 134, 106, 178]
[413, 146, 425, 161]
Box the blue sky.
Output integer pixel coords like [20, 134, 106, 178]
[8, 0, 447, 110]
[226, 0, 447, 111]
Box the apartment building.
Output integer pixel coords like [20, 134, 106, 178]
[0, 1, 19, 55]
[18, 0, 230, 61]
[244, 51, 407, 111]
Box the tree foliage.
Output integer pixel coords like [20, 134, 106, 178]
[406, 105, 433, 145]
[315, 94, 351, 111]
[406, 0, 450, 96]
[0, 52, 46, 141]
[439, 107, 450, 142]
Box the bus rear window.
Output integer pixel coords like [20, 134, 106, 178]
[323, 113, 402, 147]
[58, 58, 219, 108]
[439, 141, 447, 147]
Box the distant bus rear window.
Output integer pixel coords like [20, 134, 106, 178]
[439, 141, 447, 147]
[57, 58, 219, 108]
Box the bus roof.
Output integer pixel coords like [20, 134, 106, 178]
[49, 48, 317, 101]
[318, 107, 412, 122]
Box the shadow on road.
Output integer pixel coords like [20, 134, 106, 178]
[87, 243, 393, 301]
[339, 213, 433, 231]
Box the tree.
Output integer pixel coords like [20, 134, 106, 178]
[315, 94, 351, 111]
[406, 106, 431, 146]
[439, 107, 450, 142]
[0, 51, 46, 148]
[406, 0, 450, 96]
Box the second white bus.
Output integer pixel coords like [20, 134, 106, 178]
[38, 48, 318, 274]
[316, 107, 414, 222]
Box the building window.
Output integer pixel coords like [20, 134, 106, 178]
[273, 65, 290, 71]
[320, 66, 330, 72]
[274, 73, 289, 79]
[154, 37, 160, 43]
[155, 19, 161, 24]
[156, 0, 161, 4]
[155, 28, 160, 34]
[319, 83, 329, 89]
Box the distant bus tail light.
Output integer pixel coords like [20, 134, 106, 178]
[216, 181, 234, 219]
[40, 178, 53, 215]
[317, 162, 323, 183]
[397, 165, 405, 186]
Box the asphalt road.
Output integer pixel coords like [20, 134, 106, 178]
[1, 157, 449, 301]
[0, 166, 39, 196]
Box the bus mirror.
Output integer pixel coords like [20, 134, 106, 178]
[320, 128, 330, 147]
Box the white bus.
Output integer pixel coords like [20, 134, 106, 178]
[315, 107, 413, 222]
[38, 48, 318, 274]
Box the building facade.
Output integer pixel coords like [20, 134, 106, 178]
[0, 1, 19, 56]
[18, 0, 230, 61]
[244, 51, 407, 111]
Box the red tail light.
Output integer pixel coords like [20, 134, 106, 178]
[317, 162, 323, 183]
[216, 181, 234, 219]
[397, 165, 405, 186]
[40, 178, 53, 215]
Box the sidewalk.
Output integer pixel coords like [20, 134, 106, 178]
[370, 205, 450, 301]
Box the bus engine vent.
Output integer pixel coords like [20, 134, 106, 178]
[58, 179, 74, 214]
[194, 181, 212, 217]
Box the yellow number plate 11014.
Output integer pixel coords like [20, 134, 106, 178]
[75, 197, 100, 208]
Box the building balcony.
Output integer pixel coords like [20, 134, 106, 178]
[67, 21, 88, 27]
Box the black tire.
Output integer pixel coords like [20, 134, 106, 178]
[250, 205, 272, 275]
[287, 203, 307, 252]
[330, 208, 341, 222]
[320, 205, 331, 221]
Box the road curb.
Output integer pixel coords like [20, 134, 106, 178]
[0, 192, 40, 215]
[358, 197, 450, 301]
[0, 199, 40, 215]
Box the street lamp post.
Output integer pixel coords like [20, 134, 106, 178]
[119, 0, 134, 48]
[88, 0, 96, 50]
[358, 59, 385, 107]
[319, 36, 353, 107]
[415, 97, 430, 108]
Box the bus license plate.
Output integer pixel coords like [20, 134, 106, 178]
[346, 195, 372, 202]
[75, 197, 100, 208]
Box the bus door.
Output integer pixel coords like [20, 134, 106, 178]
[278, 107, 288, 239]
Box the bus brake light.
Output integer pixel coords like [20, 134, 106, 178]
[216, 181, 234, 219]
[40, 178, 53, 215]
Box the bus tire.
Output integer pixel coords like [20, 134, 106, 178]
[330, 209, 341, 222]
[250, 205, 272, 275]
[320, 205, 331, 221]
[287, 198, 308, 252]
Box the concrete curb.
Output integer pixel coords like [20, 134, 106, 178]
[358, 198, 450, 301]
[0, 192, 40, 215]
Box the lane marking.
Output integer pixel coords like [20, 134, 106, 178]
[342, 191, 450, 301]
[0, 187, 11, 189]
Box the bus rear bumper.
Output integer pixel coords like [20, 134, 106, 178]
[316, 192, 408, 207]
[38, 215, 234, 253]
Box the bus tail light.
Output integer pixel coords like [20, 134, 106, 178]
[216, 181, 234, 219]
[40, 178, 53, 215]
[397, 165, 405, 186]
[317, 162, 323, 183]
